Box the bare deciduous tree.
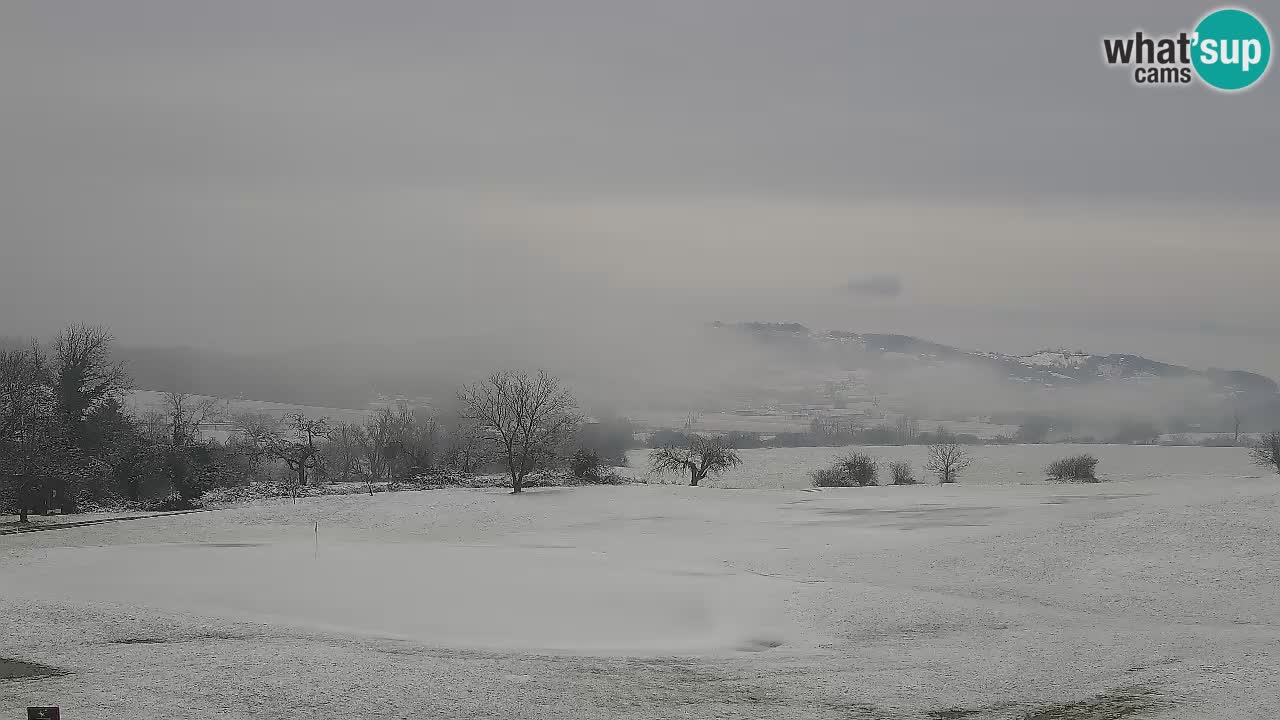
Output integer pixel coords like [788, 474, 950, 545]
[136, 408, 169, 443]
[365, 402, 441, 479]
[360, 407, 399, 481]
[162, 393, 221, 447]
[0, 341, 50, 438]
[51, 324, 131, 450]
[925, 435, 972, 484]
[162, 392, 223, 499]
[457, 370, 580, 493]
[398, 409, 441, 473]
[0, 342, 59, 521]
[446, 417, 492, 475]
[888, 460, 916, 485]
[269, 413, 331, 490]
[323, 421, 365, 483]
[895, 414, 920, 444]
[230, 411, 279, 477]
[649, 435, 742, 486]
[1251, 431, 1280, 475]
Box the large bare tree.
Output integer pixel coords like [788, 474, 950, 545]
[457, 370, 579, 493]
[649, 435, 742, 486]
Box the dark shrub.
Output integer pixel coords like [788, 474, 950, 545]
[569, 449, 606, 481]
[568, 470, 629, 486]
[888, 461, 915, 485]
[1249, 431, 1280, 474]
[809, 466, 847, 487]
[855, 426, 898, 445]
[1045, 454, 1101, 482]
[145, 494, 203, 512]
[1015, 417, 1053, 443]
[648, 429, 690, 449]
[575, 417, 638, 465]
[811, 452, 879, 487]
[770, 432, 812, 448]
[724, 431, 764, 449]
[109, 431, 169, 501]
[1108, 421, 1160, 445]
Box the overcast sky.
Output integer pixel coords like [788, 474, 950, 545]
[3, 1, 1279, 376]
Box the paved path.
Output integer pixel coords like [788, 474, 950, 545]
[0, 508, 217, 536]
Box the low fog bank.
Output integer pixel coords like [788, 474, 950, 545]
[875, 363, 1272, 441]
[102, 321, 762, 415]
[10, 316, 1262, 437]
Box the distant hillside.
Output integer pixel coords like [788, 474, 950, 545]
[111, 338, 513, 410]
[113, 346, 372, 408]
[713, 321, 1278, 396]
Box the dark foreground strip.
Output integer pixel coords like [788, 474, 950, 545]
[0, 658, 68, 681]
[0, 508, 218, 536]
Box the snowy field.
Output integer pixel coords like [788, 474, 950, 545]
[2, 446, 1278, 719]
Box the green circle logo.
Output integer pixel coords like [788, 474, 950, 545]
[1192, 8, 1271, 90]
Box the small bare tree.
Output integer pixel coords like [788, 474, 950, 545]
[324, 421, 365, 483]
[888, 460, 916, 485]
[1251, 431, 1280, 475]
[162, 392, 222, 499]
[925, 436, 972, 484]
[649, 435, 742, 486]
[360, 407, 402, 481]
[136, 408, 169, 443]
[162, 392, 221, 445]
[230, 411, 279, 477]
[894, 414, 920, 444]
[457, 370, 580, 493]
[381, 403, 440, 476]
[269, 413, 331, 490]
[446, 417, 492, 475]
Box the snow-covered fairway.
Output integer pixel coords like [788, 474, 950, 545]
[2, 451, 1278, 718]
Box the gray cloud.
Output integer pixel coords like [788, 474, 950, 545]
[1, 0, 1279, 379]
[844, 274, 904, 299]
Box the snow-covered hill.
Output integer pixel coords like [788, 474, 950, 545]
[713, 322, 1279, 397]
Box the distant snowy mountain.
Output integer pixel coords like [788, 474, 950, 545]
[712, 322, 1279, 397]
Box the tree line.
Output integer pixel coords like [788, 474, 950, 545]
[1, 326, 639, 520]
[7, 325, 1279, 520]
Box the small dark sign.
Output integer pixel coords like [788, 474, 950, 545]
[28, 708, 60, 720]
